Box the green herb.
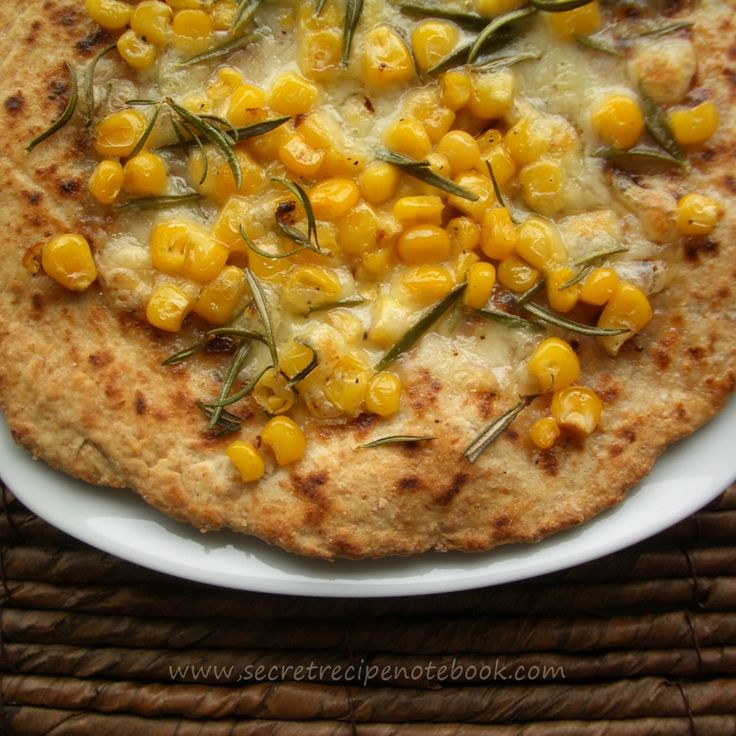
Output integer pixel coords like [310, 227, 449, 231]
[207, 341, 252, 430]
[399, 3, 487, 30]
[271, 176, 322, 252]
[574, 34, 624, 57]
[84, 43, 116, 126]
[636, 20, 693, 38]
[233, 116, 290, 143]
[27, 62, 78, 153]
[314, 0, 328, 15]
[640, 92, 686, 161]
[531, 0, 596, 10]
[375, 283, 467, 371]
[284, 346, 318, 389]
[468, 6, 537, 64]
[515, 281, 544, 305]
[307, 297, 366, 314]
[232, 0, 264, 32]
[559, 264, 593, 290]
[342, 0, 364, 65]
[199, 114, 240, 144]
[240, 225, 308, 259]
[114, 193, 202, 212]
[464, 396, 534, 463]
[208, 326, 270, 343]
[521, 301, 628, 336]
[200, 365, 271, 408]
[362, 435, 435, 448]
[595, 146, 685, 172]
[427, 44, 472, 75]
[197, 402, 244, 436]
[162, 338, 209, 366]
[245, 268, 278, 367]
[447, 298, 464, 332]
[162, 326, 267, 367]
[473, 308, 545, 332]
[186, 124, 209, 184]
[180, 31, 260, 66]
[129, 102, 164, 159]
[474, 50, 540, 71]
[573, 246, 627, 267]
[378, 150, 479, 201]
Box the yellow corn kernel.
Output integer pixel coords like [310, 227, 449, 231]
[95, 109, 147, 158]
[402, 265, 455, 302]
[411, 20, 460, 72]
[361, 25, 415, 87]
[325, 355, 371, 413]
[454, 249, 480, 280]
[505, 117, 548, 165]
[299, 28, 342, 81]
[440, 70, 472, 111]
[283, 265, 341, 313]
[244, 122, 291, 163]
[167, 0, 206, 8]
[84, 0, 131, 29]
[669, 101, 719, 146]
[117, 30, 158, 70]
[591, 94, 644, 149]
[402, 152, 452, 197]
[172, 9, 213, 45]
[397, 224, 452, 265]
[676, 193, 722, 235]
[436, 130, 481, 176]
[497, 255, 540, 293]
[226, 84, 267, 125]
[327, 309, 364, 343]
[309, 178, 360, 221]
[146, 283, 193, 332]
[365, 372, 402, 417]
[475, 0, 525, 16]
[269, 71, 319, 115]
[480, 207, 517, 260]
[189, 146, 265, 204]
[261, 416, 306, 465]
[516, 217, 567, 274]
[447, 172, 496, 222]
[210, 0, 239, 30]
[463, 261, 496, 309]
[580, 267, 618, 306]
[477, 143, 516, 186]
[280, 342, 315, 380]
[597, 281, 653, 355]
[447, 216, 481, 253]
[384, 116, 432, 160]
[546, 266, 581, 314]
[529, 416, 560, 449]
[123, 152, 168, 196]
[42, 234, 97, 291]
[359, 162, 400, 204]
[88, 159, 124, 205]
[361, 246, 396, 280]
[227, 440, 265, 482]
[279, 133, 325, 178]
[418, 105, 455, 144]
[551, 386, 602, 436]
[546, 1, 601, 38]
[468, 70, 514, 120]
[476, 128, 503, 151]
[150, 221, 188, 275]
[181, 227, 230, 283]
[519, 159, 565, 216]
[319, 148, 367, 178]
[130, 1, 172, 45]
[528, 337, 580, 393]
[253, 369, 296, 416]
[211, 196, 251, 252]
[393, 195, 444, 226]
[336, 203, 381, 256]
[193, 265, 247, 325]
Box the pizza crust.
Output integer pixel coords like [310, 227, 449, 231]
[0, 0, 733, 559]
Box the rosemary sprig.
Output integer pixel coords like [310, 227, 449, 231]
[271, 176, 322, 252]
[636, 20, 693, 38]
[245, 268, 278, 367]
[531, 0, 596, 10]
[129, 102, 164, 159]
[342, 0, 365, 65]
[162, 327, 267, 366]
[314, 0, 328, 15]
[207, 341, 252, 430]
[573, 245, 628, 267]
[595, 146, 685, 172]
[197, 403, 244, 436]
[640, 92, 686, 162]
[233, 116, 290, 143]
[240, 225, 308, 259]
[473, 308, 545, 332]
[232, 0, 264, 32]
[162, 338, 209, 366]
[464, 396, 534, 463]
[559, 265, 593, 290]
[84, 43, 116, 126]
[27, 62, 77, 153]
[114, 193, 202, 212]
[474, 50, 539, 71]
[467, 7, 537, 64]
[515, 281, 544, 305]
[574, 34, 624, 57]
[399, 3, 487, 30]
[378, 150, 479, 201]
[362, 435, 435, 448]
[427, 44, 472, 75]
[180, 31, 260, 67]
[375, 283, 467, 371]
[200, 365, 271, 408]
[521, 302, 628, 336]
[284, 346, 318, 389]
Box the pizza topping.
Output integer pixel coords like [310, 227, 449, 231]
[550, 385, 602, 436]
[226, 439, 266, 482]
[41, 235, 98, 292]
[26, 63, 78, 154]
[529, 415, 559, 449]
[527, 336, 579, 393]
[362, 434, 434, 447]
[89, 159, 125, 205]
[669, 101, 719, 148]
[84, 0, 133, 31]
[261, 415, 307, 465]
[676, 194, 723, 237]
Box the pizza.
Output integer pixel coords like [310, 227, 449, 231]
[0, 0, 733, 559]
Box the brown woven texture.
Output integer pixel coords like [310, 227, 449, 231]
[1, 482, 735, 736]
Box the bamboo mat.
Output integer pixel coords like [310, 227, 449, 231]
[1, 482, 735, 736]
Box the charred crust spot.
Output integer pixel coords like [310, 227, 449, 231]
[684, 237, 719, 262]
[493, 514, 512, 531]
[675, 403, 688, 420]
[536, 449, 558, 477]
[506, 428, 519, 442]
[53, 7, 81, 27]
[22, 190, 43, 205]
[475, 391, 496, 419]
[135, 393, 147, 415]
[76, 29, 110, 55]
[364, 97, 375, 113]
[59, 179, 82, 197]
[407, 369, 441, 412]
[49, 79, 69, 101]
[5, 93, 24, 115]
[688, 346, 706, 360]
[88, 351, 113, 368]
[31, 292, 44, 313]
[348, 412, 377, 436]
[618, 427, 636, 443]
[292, 470, 328, 501]
[724, 175, 736, 194]
[653, 347, 670, 370]
[436, 472, 468, 506]
[397, 475, 420, 491]
[609, 444, 624, 458]
[599, 385, 619, 404]
[206, 336, 236, 354]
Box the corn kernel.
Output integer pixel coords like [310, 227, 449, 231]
[580, 267, 618, 306]
[211, 0, 239, 30]
[261, 416, 306, 465]
[211, 196, 251, 251]
[279, 133, 325, 177]
[480, 207, 517, 260]
[505, 117, 548, 165]
[551, 386, 602, 436]
[477, 143, 516, 186]
[546, 1, 601, 38]
[167, 0, 206, 8]
[254, 369, 296, 416]
[529, 416, 560, 449]
[447, 172, 496, 222]
[227, 440, 265, 482]
[85, 0, 131, 29]
[516, 217, 567, 274]
[88, 159, 124, 205]
[463, 261, 496, 309]
[397, 224, 452, 265]
[226, 84, 267, 125]
[468, 70, 514, 120]
[361, 246, 396, 280]
[245, 122, 291, 163]
[42, 234, 97, 291]
[407, 99, 455, 144]
[546, 266, 581, 313]
[269, 71, 319, 115]
[359, 162, 400, 204]
[336, 203, 381, 255]
[123, 152, 167, 196]
[189, 146, 265, 204]
[412, 20, 460, 72]
[436, 130, 481, 176]
[393, 196, 444, 226]
[150, 221, 188, 275]
[282, 265, 341, 313]
[172, 9, 213, 43]
[475, 0, 525, 16]
[309, 178, 360, 221]
[299, 28, 342, 81]
[325, 354, 370, 413]
[402, 265, 455, 302]
[669, 101, 719, 146]
[597, 281, 653, 355]
[117, 30, 158, 70]
[95, 109, 148, 158]
[384, 116, 432, 160]
[365, 372, 402, 417]
[497, 255, 540, 292]
[361, 25, 414, 87]
[440, 70, 472, 111]
[591, 93, 644, 149]
[193, 265, 247, 325]
[280, 342, 315, 380]
[130, 1, 172, 45]
[528, 337, 580, 393]
[447, 216, 481, 253]
[182, 226, 230, 283]
[676, 193, 722, 235]
[454, 249, 480, 280]
[519, 159, 565, 216]
[146, 283, 192, 332]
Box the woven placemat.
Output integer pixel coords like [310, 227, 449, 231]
[1, 481, 735, 736]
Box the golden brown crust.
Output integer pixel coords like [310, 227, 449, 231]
[0, 0, 734, 559]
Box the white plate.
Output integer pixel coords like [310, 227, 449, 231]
[1, 397, 735, 597]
